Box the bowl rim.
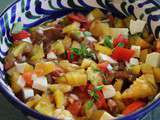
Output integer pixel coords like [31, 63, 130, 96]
[0, 0, 160, 120]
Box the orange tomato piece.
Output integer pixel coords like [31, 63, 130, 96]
[22, 72, 33, 87]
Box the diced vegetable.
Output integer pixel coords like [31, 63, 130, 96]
[54, 90, 65, 108]
[122, 74, 157, 99]
[22, 88, 34, 100]
[129, 19, 146, 34]
[102, 85, 116, 98]
[49, 84, 72, 93]
[15, 63, 33, 73]
[131, 45, 141, 58]
[53, 109, 73, 120]
[31, 44, 45, 62]
[111, 28, 129, 39]
[140, 49, 149, 62]
[122, 101, 145, 115]
[113, 34, 128, 47]
[22, 71, 33, 87]
[63, 22, 80, 34]
[128, 65, 141, 75]
[145, 52, 160, 67]
[59, 60, 79, 72]
[81, 58, 97, 69]
[34, 62, 55, 76]
[153, 67, 160, 82]
[140, 63, 153, 74]
[26, 94, 41, 108]
[97, 53, 117, 64]
[51, 40, 65, 55]
[88, 110, 115, 120]
[10, 72, 22, 93]
[67, 101, 82, 116]
[11, 22, 23, 34]
[87, 8, 105, 21]
[12, 30, 31, 42]
[11, 42, 28, 57]
[35, 96, 55, 116]
[94, 43, 112, 56]
[32, 75, 48, 91]
[114, 79, 123, 92]
[112, 47, 134, 61]
[64, 70, 87, 86]
[62, 36, 72, 49]
[47, 51, 57, 60]
[90, 20, 111, 37]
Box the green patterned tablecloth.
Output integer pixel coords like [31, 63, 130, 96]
[0, 0, 159, 120]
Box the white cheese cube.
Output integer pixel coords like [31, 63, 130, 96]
[17, 76, 26, 88]
[21, 37, 32, 43]
[146, 52, 160, 67]
[102, 85, 116, 99]
[47, 51, 57, 60]
[15, 63, 28, 73]
[98, 53, 118, 64]
[131, 45, 141, 57]
[22, 88, 34, 99]
[129, 58, 139, 66]
[130, 19, 146, 34]
[85, 36, 97, 43]
[32, 75, 48, 91]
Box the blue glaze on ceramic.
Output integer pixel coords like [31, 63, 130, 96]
[0, 0, 159, 120]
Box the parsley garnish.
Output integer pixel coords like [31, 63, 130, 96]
[104, 35, 113, 48]
[71, 44, 93, 59]
[86, 100, 94, 110]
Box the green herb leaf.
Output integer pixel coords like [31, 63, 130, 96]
[86, 100, 94, 110]
[11, 22, 23, 34]
[102, 79, 108, 84]
[93, 68, 101, 73]
[95, 86, 103, 91]
[83, 31, 92, 37]
[70, 53, 74, 60]
[71, 48, 80, 55]
[117, 42, 125, 47]
[93, 93, 99, 100]
[104, 35, 113, 48]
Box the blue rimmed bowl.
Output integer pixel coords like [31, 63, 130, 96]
[0, 0, 160, 120]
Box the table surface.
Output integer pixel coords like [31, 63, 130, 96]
[0, 0, 160, 120]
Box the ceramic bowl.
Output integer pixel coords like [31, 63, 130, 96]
[0, 0, 160, 120]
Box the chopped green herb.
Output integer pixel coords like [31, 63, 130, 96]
[71, 44, 93, 59]
[11, 22, 23, 34]
[117, 42, 125, 47]
[74, 31, 82, 37]
[86, 100, 94, 110]
[70, 53, 74, 60]
[104, 35, 113, 48]
[103, 79, 109, 84]
[95, 86, 103, 91]
[93, 68, 101, 73]
[83, 31, 92, 37]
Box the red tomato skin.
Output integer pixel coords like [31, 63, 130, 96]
[67, 101, 82, 116]
[112, 47, 134, 61]
[12, 30, 31, 41]
[122, 101, 145, 115]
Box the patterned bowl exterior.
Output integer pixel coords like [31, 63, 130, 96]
[0, 0, 160, 120]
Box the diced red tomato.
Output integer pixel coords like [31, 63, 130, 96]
[97, 62, 110, 73]
[95, 91, 107, 109]
[112, 47, 134, 61]
[68, 13, 88, 23]
[12, 30, 31, 42]
[67, 101, 82, 116]
[122, 101, 145, 115]
[22, 71, 33, 87]
[68, 13, 91, 30]
[66, 50, 78, 62]
[113, 34, 128, 47]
